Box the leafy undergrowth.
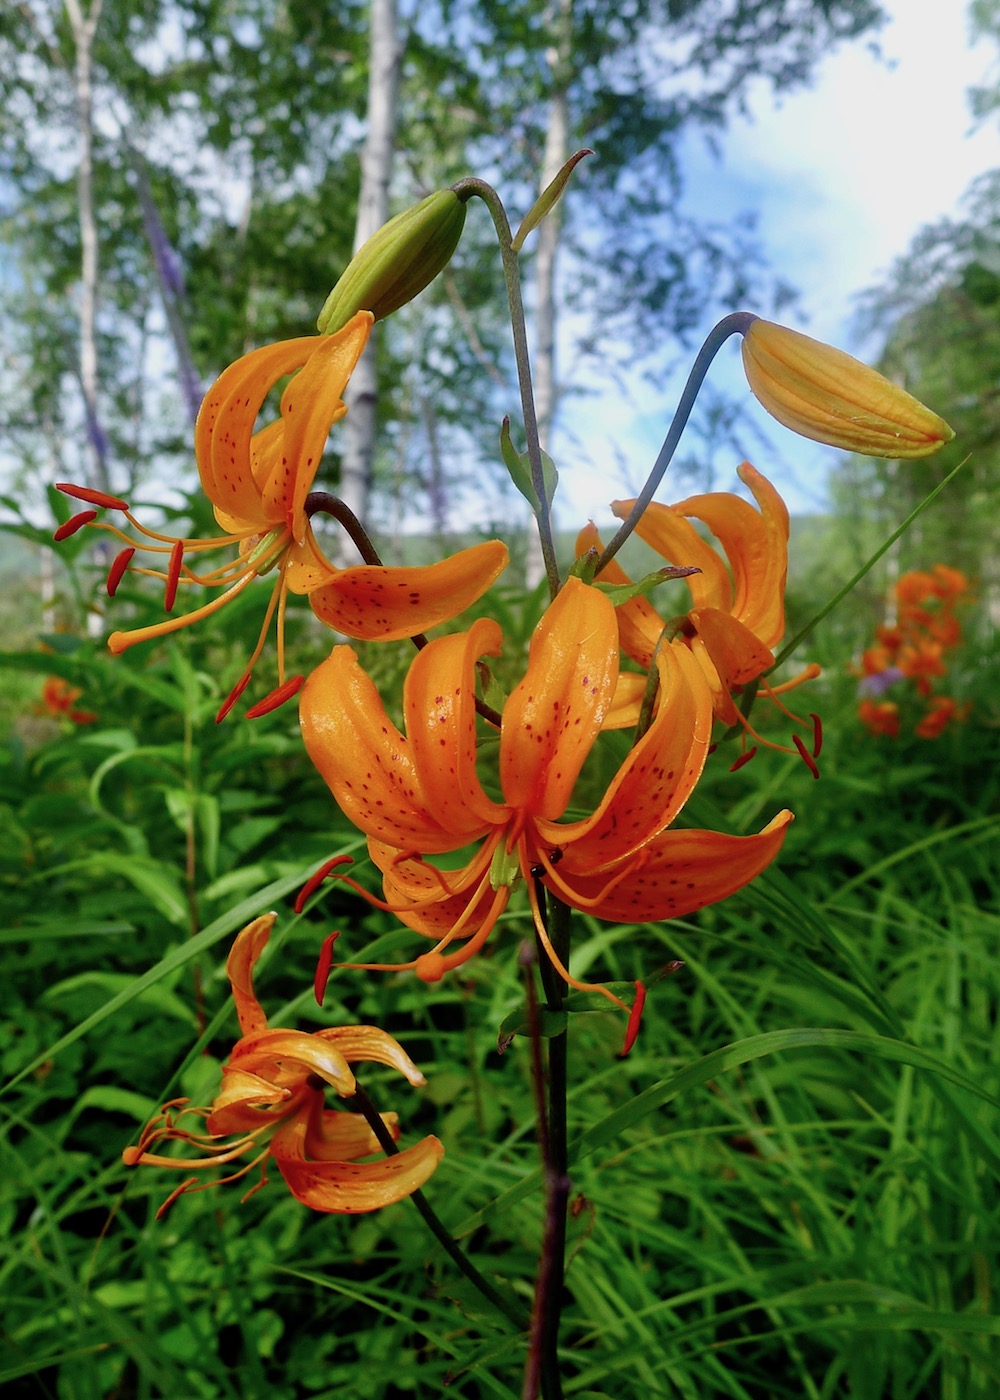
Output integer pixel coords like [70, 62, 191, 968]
[1, 606, 998, 1400]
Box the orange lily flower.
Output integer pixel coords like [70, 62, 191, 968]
[39, 676, 98, 725]
[858, 699, 901, 739]
[299, 578, 792, 1010]
[915, 695, 968, 740]
[122, 914, 443, 1216]
[577, 463, 820, 769]
[57, 311, 507, 718]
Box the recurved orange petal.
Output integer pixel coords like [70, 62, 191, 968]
[300, 648, 458, 852]
[272, 1115, 444, 1214]
[545, 641, 711, 869]
[227, 1029, 356, 1096]
[612, 498, 734, 614]
[226, 914, 276, 1036]
[576, 522, 667, 669]
[561, 810, 794, 922]
[195, 337, 318, 527]
[500, 578, 618, 820]
[265, 313, 373, 543]
[319, 1025, 429, 1085]
[371, 840, 503, 940]
[305, 540, 509, 638]
[689, 607, 775, 688]
[300, 1100, 401, 1161]
[404, 618, 508, 836]
[677, 464, 788, 647]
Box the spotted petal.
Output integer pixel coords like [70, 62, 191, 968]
[195, 337, 319, 529]
[303, 541, 510, 639]
[403, 618, 508, 836]
[271, 1114, 444, 1214]
[300, 648, 466, 852]
[560, 810, 794, 921]
[500, 578, 618, 820]
[543, 641, 711, 869]
[226, 914, 276, 1036]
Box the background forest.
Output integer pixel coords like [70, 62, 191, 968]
[2, 1, 999, 1397]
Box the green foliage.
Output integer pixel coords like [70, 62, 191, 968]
[1, 485, 998, 1397]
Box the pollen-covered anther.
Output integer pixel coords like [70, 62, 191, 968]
[314, 931, 341, 1005]
[244, 674, 305, 719]
[54, 510, 98, 541]
[106, 547, 135, 597]
[792, 733, 820, 779]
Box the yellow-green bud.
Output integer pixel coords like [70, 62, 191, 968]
[317, 190, 467, 334]
[741, 318, 954, 459]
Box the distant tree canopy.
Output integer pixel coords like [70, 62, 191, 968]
[1, 0, 885, 527]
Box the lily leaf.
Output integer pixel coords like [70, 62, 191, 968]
[512, 149, 593, 253]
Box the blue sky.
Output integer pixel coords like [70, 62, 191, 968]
[554, 0, 999, 525]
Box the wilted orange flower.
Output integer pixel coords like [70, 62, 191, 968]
[122, 915, 442, 1216]
[299, 578, 792, 1016]
[858, 699, 900, 739]
[39, 676, 98, 725]
[56, 312, 507, 719]
[577, 463, 820, 771]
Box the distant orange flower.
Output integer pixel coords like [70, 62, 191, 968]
[122, 915, 442, 1216]
[577, 463, 820, 769]
[39, 676, 98, 725]
[56, 312, 507, 719]
[858, 699, 900, 739]
[300, 578, 792, 1017]
[916, 695, 968, 741]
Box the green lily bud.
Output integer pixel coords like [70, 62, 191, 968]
[317, 190, 467, 334]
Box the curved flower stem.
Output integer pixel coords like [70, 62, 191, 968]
[348, 1082, 528, 1333]
[593, 311, 756, 574]
[451, 176, 561, 601]
[522, 891, 572, 1400]
[305, 490, 384, 566]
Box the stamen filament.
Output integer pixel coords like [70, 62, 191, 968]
[107, 567, 258, 653]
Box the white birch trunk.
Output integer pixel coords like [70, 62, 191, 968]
[533, 0, 573, 456]
[64, 0, 108, 492]
[340, 0, 400, 535]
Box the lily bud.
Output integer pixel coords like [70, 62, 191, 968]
[317, 190, 467, 333]
[741, 318, 954, 459]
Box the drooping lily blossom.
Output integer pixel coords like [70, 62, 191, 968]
[299, 577, 792, 1017]
[56, 311, 508, 718]
[122, 914, 443, 1216]
[577, 463, 820, 770]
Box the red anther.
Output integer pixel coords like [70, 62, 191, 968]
[106, 546, 135, 597]
[792, 733, 820, 779]
[53, 509, 98, 541]
[314, 931, 341, 1006]
[706, 742, 718, 755]
[245, 674, 305, 719]
[621, 980, 647, 1057]
[810, 712, 823, 758]
[295, 855, 354, 914]
[215, 671, 254, 724]
[56, 482, 130, 511]
[163, 539, 184, 612]
[729, 746, 758, 773]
